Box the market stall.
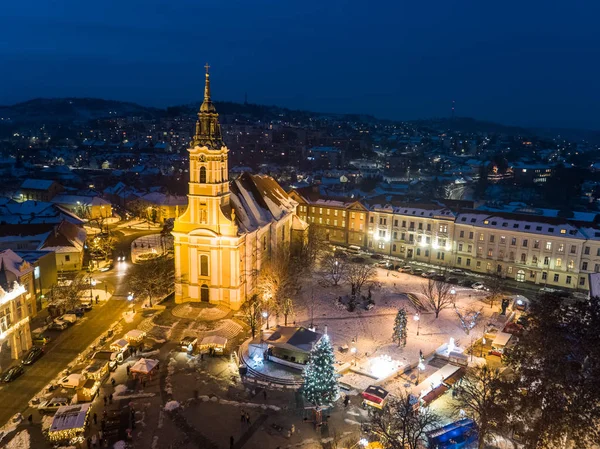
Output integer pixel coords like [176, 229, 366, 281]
[361, 385, 389, 410]
[48, 403, 91, 443]
[130, 358, 159, 380]
[125, 329, 146, 349]
[199, 335, 227, 354]
[110, 338, 129, 353]
[77, 379, 100, 402]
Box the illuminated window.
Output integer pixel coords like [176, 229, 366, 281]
[546, 242, 552, 251]
[556, 258, 562, 267]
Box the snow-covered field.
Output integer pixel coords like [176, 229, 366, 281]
[287, 268, 501, 374]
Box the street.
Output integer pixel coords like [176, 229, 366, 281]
[0, 298, 130, 427]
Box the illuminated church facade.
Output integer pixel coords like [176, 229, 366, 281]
[173, 67, 304, 310]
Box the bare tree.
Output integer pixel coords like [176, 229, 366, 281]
[320, 252, 347, 286]
[419, 278, 454, 318]
[453, 365, 507, 449]
[256, 247, 299, 326]
[344, 263, 376, 298]
[49, 276, 89, 310]
[370, 389, 441, 449]
[298, 224, 327, 273]
[240, 295, 262, 338]
[454, 306, 482, 336]
[485, 269, 507, 309]
[128, 256, 174, 307]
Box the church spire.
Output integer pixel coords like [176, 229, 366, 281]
[192, 63, 224, 149]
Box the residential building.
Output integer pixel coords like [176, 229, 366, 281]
[51, 194, 112, 220]
[0, 251, 35, 370]
[289, 186, 368, 247]
[19, 179, 63, 202]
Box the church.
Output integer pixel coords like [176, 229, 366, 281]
[172, 67, 306, 310]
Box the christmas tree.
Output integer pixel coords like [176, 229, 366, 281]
[302, 334, 339, 406]
[393, 308, 408, 347]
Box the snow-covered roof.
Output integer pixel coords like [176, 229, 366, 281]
[0, 200, 84, 225]
[52, 194, 110, 207]
[0, 249, 32, 279]
[20, 178, 56, 190]
[139, 192, 187, 206]
[130, 358, 159, 374]
[455, 211, 585, 239]
[230, 173, 297, 233]
[50, 403, 90, 433]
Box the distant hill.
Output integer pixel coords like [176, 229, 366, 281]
[1, 97, 598, 143]
[0, 98, 162, 124]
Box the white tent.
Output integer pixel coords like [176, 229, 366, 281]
[130, 358, 159, 375]
[110, 338, 128, 352]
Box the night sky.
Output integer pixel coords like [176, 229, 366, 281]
[1, 1, 599, 129]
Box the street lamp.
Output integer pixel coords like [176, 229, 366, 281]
[127, 292, 134, 301]
[351, 337, 357, 366]
[413, 312, 420, 336]
[262, 311, 269, 330]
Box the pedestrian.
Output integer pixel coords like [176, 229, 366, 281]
[27, 414, 33, 425]
[91, 433, 97, 447]
[98, 430, 103, 440]
[127, 365, 131, 376]
[142, 379, 146, 389]
[240, 410, 245, 423]
[101, 418, 106, 431]
[230, 435, 234, 449]
[87, 437, 92, 449]
[93, 412, 98, 425]
[263, 390, 267, 401]
[245, 412, 250, 425]
[95, 295, 99, 304]
[111, 378, 116, 387]
[103, 395, 107, 406]
[109, 393, 113, 404]
[344, 395, 349, 408]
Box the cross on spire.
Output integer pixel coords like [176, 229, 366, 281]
[204, 63, 210, 74]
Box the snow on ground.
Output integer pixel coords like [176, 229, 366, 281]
[164, 400, 180, 411]
[114, 384, 128, 395]
[5, 430, 30, 449]
[286, 268, 499, 373]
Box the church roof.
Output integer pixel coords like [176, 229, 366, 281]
[229, 172, 297, 232]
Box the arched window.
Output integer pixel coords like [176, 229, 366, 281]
[200, 255, 209, 277]
[221, 165, 225, 182]
[200, 166, 206, 183]
[201, 284, 209, 302]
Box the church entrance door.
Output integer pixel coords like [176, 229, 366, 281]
[201, 284, 209, 302]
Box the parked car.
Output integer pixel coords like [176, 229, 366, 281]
[471, 282, 485, 290]
[458, 279, 473, 287]
[365, 302, 375, 311]
[422, 270, 437, 278]
[411, 268, 424, 275]
[2, 365, 24, 382]
[58, 374, 82, 389]
[432, 274, 446, 281]
[80, 302, 93, 312]
[66, 308, 85, 318]
[22, 347, 44, 365]
[370, 254, 384, 260]
[49, 319, 68, 331]
[516, 314, 531, 328]
[32, 332, 51, 346]
[38, 397, 71, 414]
[446, 277, 459, 285]
[398, 265, 412, 273]
[60, 314, 78, 324]
[451, 268, 465, 274]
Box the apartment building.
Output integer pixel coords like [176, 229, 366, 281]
[289, 188, 368, 247]
[452, 211, 591, 289]
[292, 187, 600, 291]
[0, 250, 35, 370]
[366, 203, 456, 264]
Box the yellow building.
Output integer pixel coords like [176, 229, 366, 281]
[289, 187, 368, 247]
[172, 68, 303, 310]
